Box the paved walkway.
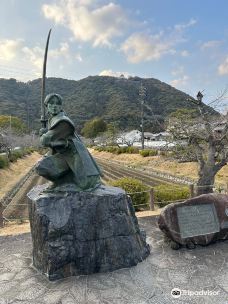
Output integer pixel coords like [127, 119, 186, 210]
[0, 216, 227, 304]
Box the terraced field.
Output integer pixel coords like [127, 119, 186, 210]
[96, 157, 182, 186]
[2, 157, 181, 221]
[2, 173, 45, 221]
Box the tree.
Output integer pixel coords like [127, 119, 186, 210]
[81, 118, 107, 139]
[0, 115, 37, 158]
[0, 115, 26, 134]
[93, 123, 120, 146]
[116, 129, 141, 147]
[168, 92, 228, 195]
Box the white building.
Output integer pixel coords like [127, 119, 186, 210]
[116, 130, 141, 146]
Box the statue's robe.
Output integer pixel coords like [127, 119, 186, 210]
[37, 111, 101, 191]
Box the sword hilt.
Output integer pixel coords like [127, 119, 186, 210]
[41, 116, 47, 128]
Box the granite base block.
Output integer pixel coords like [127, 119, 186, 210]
[27, 184, 150, 280]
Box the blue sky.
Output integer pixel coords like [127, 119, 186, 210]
[0, 0, 228, 109]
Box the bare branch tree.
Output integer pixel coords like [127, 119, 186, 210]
[168, 91, 228, 195]
[116, 129, 141, 147]
[0, 127, 39, 158]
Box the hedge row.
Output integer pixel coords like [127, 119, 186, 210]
[110, 177, 190, 210]
[139, 149, 158, 157]
[154, 184, 190, 207]
[95, 146, 139, 154]
[94, 146, 160, 156]
[0, 147, 36, 169]
[110, 177, 149, 211]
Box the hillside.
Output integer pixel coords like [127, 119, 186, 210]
[0, 76, 215, 132]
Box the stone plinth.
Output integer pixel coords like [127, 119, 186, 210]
[27, 184, 150, 281]
[158, 193, 228, 249]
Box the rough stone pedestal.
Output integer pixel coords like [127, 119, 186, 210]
[158, 193, 228, 249]
[27, 184, 150, 281]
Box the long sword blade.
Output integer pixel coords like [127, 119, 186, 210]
[41, 28, 52, 128]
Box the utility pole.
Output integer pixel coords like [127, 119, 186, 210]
[26, 82, 31, 131]
[9, 115, 12, 132]
[139, 82, 146, 150]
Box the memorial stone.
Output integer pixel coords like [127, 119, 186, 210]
[158, 193, 228, 249]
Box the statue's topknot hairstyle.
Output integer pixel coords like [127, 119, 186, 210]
[44, 93, 63, 106]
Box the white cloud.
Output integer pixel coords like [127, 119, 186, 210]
[218, 56, 228, 75]
[201, 40, 221, 50]
[121, 19, 196, 63]
[174, 18, 197, 31]
[42, 0, 129, 47]
[170, 65, 189, 88]
[171, 66, 184, 76]
[0, 38, 73, 80]
[181, 50, 189, 57]
[22, 42, 71, 70]
[0, 39, 23, 61]
[99, 69, 132, 78]
[49, 42, 70, 58]
[22, 46, 43, 70]
[42, 3, 65, 24]
[75, 53, 83, 62]
[170, 75, 189, 88]
[120, 32, 176, 63]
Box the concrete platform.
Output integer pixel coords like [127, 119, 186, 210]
[0, 216, 227, 304]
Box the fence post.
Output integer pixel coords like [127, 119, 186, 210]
[189, 184, 194, 198]
[149, 188, 155, 211]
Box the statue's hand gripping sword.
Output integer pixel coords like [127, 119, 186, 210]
[41, 29, 52, 129]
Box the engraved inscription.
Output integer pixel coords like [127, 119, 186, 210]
[177, 204, 220, 238]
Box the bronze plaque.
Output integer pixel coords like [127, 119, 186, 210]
[177, 204, 220, 238]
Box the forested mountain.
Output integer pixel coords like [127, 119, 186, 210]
[0, 76, 215, 132]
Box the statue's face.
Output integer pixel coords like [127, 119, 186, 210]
[47, 96, 62, 115]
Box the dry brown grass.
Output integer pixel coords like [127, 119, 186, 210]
[0, 221, 30, 236]
[0, 152, 42, 199]
[91, 149, 228, 187]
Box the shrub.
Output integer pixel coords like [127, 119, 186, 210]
[95, 146, 104, 152]
[23, 147, 35, 154]
[94, 146, 139, 155]
[115, 147, 123, 154]
[0, 147, 36, 169]
[0, 155, 9, 169]
[154, 184, 190, 207]
[9, 150, 23, 162]
[140, 150, 150, 157]
[149, 149, 158, 156]
[110, 177, 150, 211]
[139, 149, 158, 157]
[106, 146, 119, 154]
[126, 146, 139, 154]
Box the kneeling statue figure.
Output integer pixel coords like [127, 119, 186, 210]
[36, 93, 101, 191]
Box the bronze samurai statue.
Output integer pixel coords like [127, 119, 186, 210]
[36, 93, 102, 191]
